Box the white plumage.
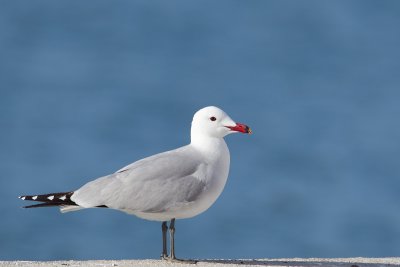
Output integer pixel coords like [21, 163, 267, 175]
[67, 106, 247, 221]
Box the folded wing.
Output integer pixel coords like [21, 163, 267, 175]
[71, 146, 207, 213]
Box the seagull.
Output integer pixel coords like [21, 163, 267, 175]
[19, 106, 252, 262]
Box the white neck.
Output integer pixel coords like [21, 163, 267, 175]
[190, 131, 229, 158]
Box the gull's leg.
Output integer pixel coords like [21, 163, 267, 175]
[169, 218, 176, 260]
[161, 221, 168, 259]
[166, 218, 197, 264]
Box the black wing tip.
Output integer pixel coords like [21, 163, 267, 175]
[22, 202, 68, 208]
[18, 192, 77, 207]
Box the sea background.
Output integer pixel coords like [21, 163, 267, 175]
[1, 0, 399, 260]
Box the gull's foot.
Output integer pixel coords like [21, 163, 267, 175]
[162, 256, 197, 264]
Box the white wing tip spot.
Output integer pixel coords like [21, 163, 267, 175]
[47, 195, 54, 200]
[32, 196, 38, 200]
[20, 196, 26, 200]
[59, 195, 66, 201]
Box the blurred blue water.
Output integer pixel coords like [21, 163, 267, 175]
[1, 0, 400, 260]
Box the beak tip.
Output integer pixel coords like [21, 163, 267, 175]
[226, 123, 252, 134]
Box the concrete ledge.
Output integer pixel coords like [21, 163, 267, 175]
[0, 258, 399, 267]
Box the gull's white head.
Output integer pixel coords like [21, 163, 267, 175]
[191, 106, 252, 140]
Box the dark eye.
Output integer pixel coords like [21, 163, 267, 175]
[210, 116, 217, 121]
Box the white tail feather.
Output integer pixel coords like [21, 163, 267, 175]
[60, 205, 83, 213]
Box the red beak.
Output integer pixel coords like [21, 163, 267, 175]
[226, 123, 252, 134]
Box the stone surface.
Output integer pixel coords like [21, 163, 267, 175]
[1, 258, 399, 267]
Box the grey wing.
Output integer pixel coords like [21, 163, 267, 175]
[71, 147, 207, 212]
[121, 173, 207, 213]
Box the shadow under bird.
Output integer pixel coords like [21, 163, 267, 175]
[19, 106, 252, 262]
